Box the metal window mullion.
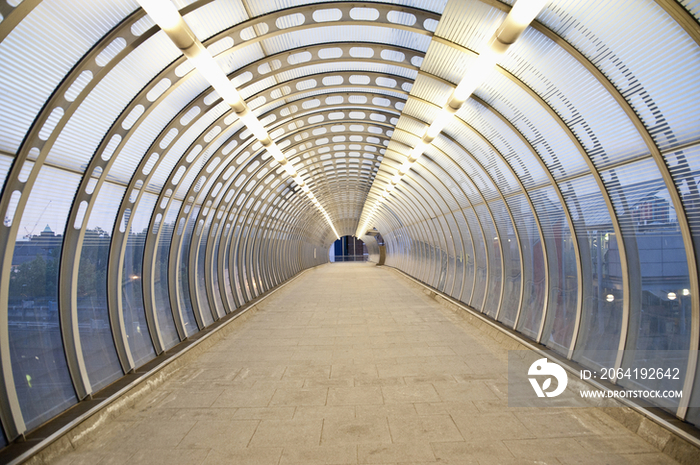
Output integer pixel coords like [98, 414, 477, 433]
[415, 150, 500, 314]
[226, 164, 285, 301]
[143, 198, 182, 344]
[35, 8, 169, 407]
[277, 209, 293, 282]
[207, 208, 226, 318]
[209, 174, 248, 314]
[250, 209, 270, 295]
[257, 206, 279, 292]
[398, 185, 435, 285]
[161, 112, 268, 331]
[187, 199, 226, 324]
[265, 207, 284, 288]
[226, 216, 244, 306]
[177, 151, 260, 325]
[375, 190, 421, 277]
[256, 215, 272, 293]
[228, 219, 245, 305]
[410, 130, 521, 320]
[220, 218, 237, 312]
[107, 91, 224, 362]
[215, 158, 264, 311]
[166, 139, 261, 334]
[233, 179, 265, 302]
[196, 191, 234, 316]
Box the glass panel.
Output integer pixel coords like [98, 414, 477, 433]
[211, 228, 226, 314]
[77, 182, 124, 391]
[492, 198, 521, 328]
[666, 144, 700, 427]
[508, 193, 546, 339]
[565, 176, 622, 370]
[460, 100, 549, 189]
[231, 224, 244, 304]
[504, 26, 648, 170]
[221, 222, 237, 310]
[245, 223, 261, 298]
[455, 212, 474, 303]
[196, 218, 215, 326]
[444, 214, 460, 298]
[464, 208, 486, 310]
[121, 194, 157, 366]
[9, 166, 78, 429]
[434, 216, 451, 293]
[475, 204, 501, 317]
[0, 154, 14, 188]
[153, 202, 182, 347]
[480, 73, 589, 180]
[239, 223, 252, 300]
[604, 159, 691, 411]
[177, 207, 199, 332]
[530, 186, 578, 354]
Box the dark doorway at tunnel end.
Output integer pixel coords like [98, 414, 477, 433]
[330, 236, 368, 262]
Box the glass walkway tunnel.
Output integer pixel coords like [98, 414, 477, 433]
[0, 0, 699, 462]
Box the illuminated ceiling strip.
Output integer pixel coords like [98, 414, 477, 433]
[137, 0, 340, 240]
[356, 0, 547, 237]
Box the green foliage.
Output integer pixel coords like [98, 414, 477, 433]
[9, 254, 58, 300]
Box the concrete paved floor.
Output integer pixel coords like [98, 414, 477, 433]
[54, 263, 678, 464]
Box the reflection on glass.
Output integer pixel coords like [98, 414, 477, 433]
[177, 209, 199, 334]
[152, 204, 180, 347]
[476, 204, 502, 318]
[566, 175, 622, 369]
[531, 187, 578, 354]
[492, 199, 522, 327]
[196, 220, 215, 326]
[77, 183, 125, 391]
[210, 231, 227, 316]
[464, 208, 486, 310]
[607, 161, 692, 410]
[574, 230, 623, 363]
[9, 167, 78, 428]
[508, 194, 545, 338]
[121, 197, 156, 366]
[221, 224, 237, 309]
